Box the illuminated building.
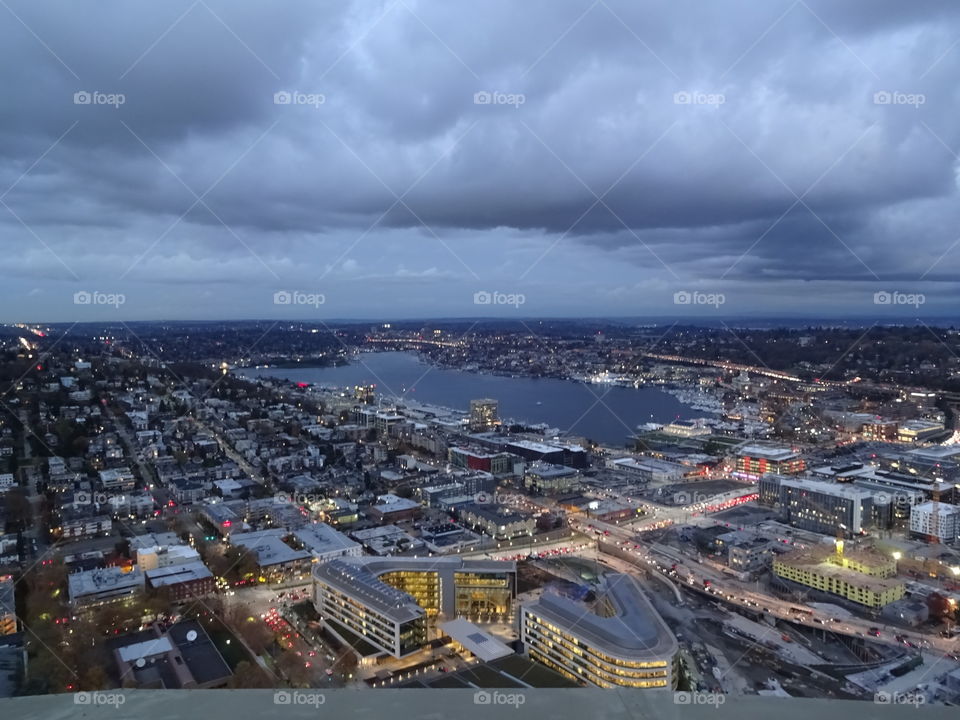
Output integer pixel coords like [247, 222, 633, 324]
[313, 557, 516, 659]
[520, 573, 678, 689]
[459, 503, 535, 540]
[0, 577, 15, 636]
[68, 566, 145, 607]
[909, 501, 960, 544]
[772, 544, 904, 608]
[447, 446, 515, 476]
[897, 420, 946, 443]
[759, 475, 876, 535]
[734, 443, 805, 480]
[469, 398, 499, 431]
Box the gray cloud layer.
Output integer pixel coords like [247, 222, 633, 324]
[2, 0, 959, 320]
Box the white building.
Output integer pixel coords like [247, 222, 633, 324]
[293, 522, 362, 563]
[68, 566, 145, 607]
[909, 501, 960, 544]
[136, 544, 201, 572]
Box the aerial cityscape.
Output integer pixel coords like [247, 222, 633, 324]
[2, 1, 960, 716]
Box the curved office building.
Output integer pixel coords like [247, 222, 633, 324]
[520, 573, 678, 689]
[313, 556, 516, 659]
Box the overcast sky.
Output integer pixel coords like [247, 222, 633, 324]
[2, 0, 960, 322]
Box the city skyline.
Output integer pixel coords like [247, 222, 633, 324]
[2, 1, 960, 321]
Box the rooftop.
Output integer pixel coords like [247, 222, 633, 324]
[524, 573, 677, 661]
[229, 529, 311, 567]
[144, 561, 214, 587]
[293, 522, 361, 557]
[439, 618, 513, 663]
[314, 556, 516, 624]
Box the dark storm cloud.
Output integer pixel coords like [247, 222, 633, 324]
[1, 0, 960, 320]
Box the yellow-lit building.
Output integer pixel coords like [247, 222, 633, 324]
[0, 575, 15, 636]
[773, 544, 904, 608]
[313, 557, 515, 659]
[521, 573, 679, 689]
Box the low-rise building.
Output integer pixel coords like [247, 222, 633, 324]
[144, 562, 216, 600]
[293, 522, 362, 563]
[350, 524, 422, 555]
[68, 566, 145, 607]
[715, 531, 774, 572]
[734, 443, 805, 480]
[110, 620, 232, 688]
[772, 544, 904, 608]
[524, 462, 580, 493]
[459, 503, 534, 540]
[99, 467, 136, 492]
[368, 493, 421, 523]
[136, 544, 201, 571]
[229, 529, 312, 581]
[521, 573, 678, 689]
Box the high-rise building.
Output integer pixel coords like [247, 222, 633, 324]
[469, 398, 499, 431]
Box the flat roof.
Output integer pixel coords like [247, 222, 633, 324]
[440, 618, 514, 662]
[313, 556, 516, 624]
[294, 522, 361, 556]
[229, 529, 311, 567]
[507, 439, 565, 454]
[738, 444, 800, 460]
[68, 566, 144, 600]
[461, 503, 530, 524]
[523, 573, 677, 661]
[118, 636, 174, 663]
[779, 476, 874, 500]
[145, 561, 213, 586]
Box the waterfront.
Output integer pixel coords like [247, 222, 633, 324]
[238, 351, 697, 446]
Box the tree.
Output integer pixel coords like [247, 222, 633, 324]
[227, 661, 275, 689]
[277, 650, 312, 686]
[225, 602, 273, 655]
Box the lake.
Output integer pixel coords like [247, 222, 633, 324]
[238, 352, 697, 446]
